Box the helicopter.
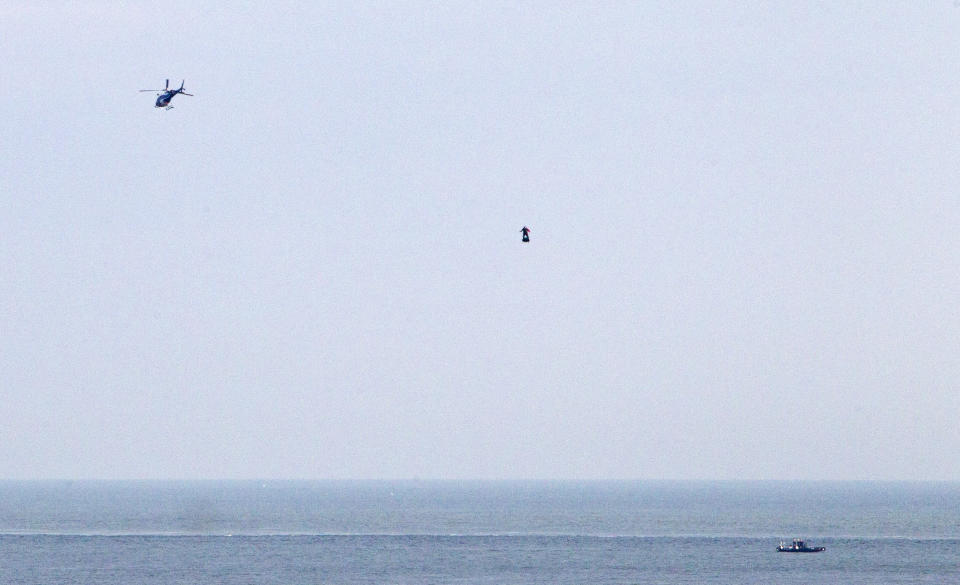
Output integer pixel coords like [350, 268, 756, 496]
[520, 226, 531, 242]
[139, 79, 193, 109]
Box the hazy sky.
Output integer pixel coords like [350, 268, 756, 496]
[2, 2, 960, 480]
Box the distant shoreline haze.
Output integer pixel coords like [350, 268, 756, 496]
[0, 480, 956, 539]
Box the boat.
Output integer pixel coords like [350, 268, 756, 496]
[777, 538, 825, 553]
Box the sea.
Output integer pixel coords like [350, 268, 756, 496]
[0, 480, 957, 584]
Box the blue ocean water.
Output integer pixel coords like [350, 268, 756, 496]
[0, 481, 957, 584]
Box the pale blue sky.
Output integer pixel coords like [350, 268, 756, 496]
[2, 2, 959, 480]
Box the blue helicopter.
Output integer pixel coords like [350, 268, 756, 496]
[139, 79, 193, 110]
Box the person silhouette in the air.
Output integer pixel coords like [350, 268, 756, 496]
[520, 226, 531, 243]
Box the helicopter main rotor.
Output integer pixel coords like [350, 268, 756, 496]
[139, 78, 170, 94]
